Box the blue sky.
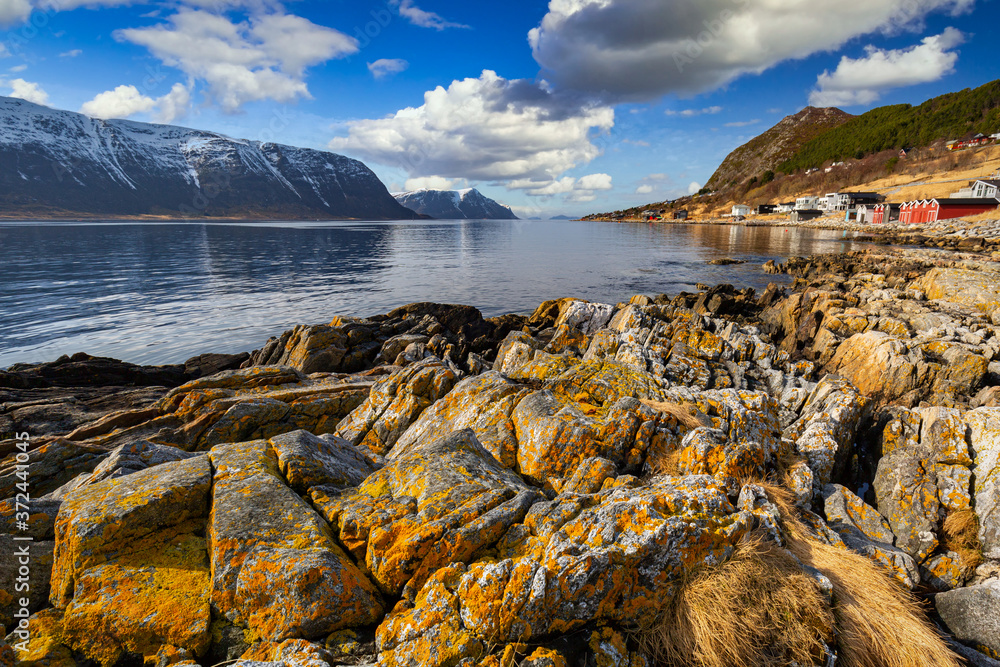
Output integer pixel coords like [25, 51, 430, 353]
[1, 0, 998, 217]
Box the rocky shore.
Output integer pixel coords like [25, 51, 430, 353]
[3, 245, 1000, 667]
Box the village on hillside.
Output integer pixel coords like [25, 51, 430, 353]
[604, 131, 1000, 226]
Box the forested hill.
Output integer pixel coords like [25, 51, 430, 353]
[778, 80, 1000, 173]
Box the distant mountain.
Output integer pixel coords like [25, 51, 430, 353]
[550, 215, 576, 220]
[0, 96, 418, 220]
[392, 188, 518, 220]
[706, 106, 853, 191]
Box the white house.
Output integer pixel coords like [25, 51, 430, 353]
[795, 196, 819, 210]
[777, 202, 796, 214]
[970, 179, 1000, 199]
[731, 204, 753, 217]
[817, 197, 830, 211]
[857, 205, 870, 223]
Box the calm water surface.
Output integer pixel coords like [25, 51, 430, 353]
[0, 220, 865, 368]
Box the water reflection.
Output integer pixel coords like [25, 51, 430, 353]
[0, 220, 866, 367]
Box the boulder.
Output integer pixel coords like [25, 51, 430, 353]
[335, 359, 458, 456]
[389, 372, 532, 470]
[916, 268, 1000, 322]
[936, 581, 1000, 656]
[268, 430, 375, 495]
[966, 408, 1000, 559]
[208, 439, 383, 640]
[50, 456, 214, 665]
[873, 445, 940, 563]
[827, 331, 927, 405]
[45, 440, 195, 500]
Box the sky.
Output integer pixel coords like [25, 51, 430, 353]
[0, 0, 998, 218]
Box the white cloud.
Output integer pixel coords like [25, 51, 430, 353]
[578, 172, 612, 190]
[402, 175, 460, 191]
[9, 63, 26, 72]
[8, 77, 47, 104]
[368, 58, 409, 79]
[665, 106, 722, 117]
[622, 138, 650, 147]
[60, 49, 83, 58]
[390, 0, 469, 30]
[688, 181, 703, 194]
[636, 184, 654, 194]
[80, 84, 156, 119]
[117, 9, 357, 112]
[529, 0, 975, 101]
[329, 70, 615, 188]
[809, 28, 965, 106]
[154, 82, 191, 122]
[0, 0, 32, 26]
[725, 119, 759, 127]
[79, 81, 192, 122]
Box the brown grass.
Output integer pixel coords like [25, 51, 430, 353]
[943, 509, 984, 572]
[643, 480, 963, 667]
[640, 400, 711, 430]
[642, 534, 835, 667]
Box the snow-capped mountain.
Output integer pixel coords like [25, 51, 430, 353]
[0, 96, 418, 220]
[392, 188, 518, 220]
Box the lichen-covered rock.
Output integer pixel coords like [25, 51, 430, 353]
[9, 609, 75, 667]
[920, 552, 966, 592]
[50, 455, 212, 607]
[335, 359, 458, 456]
[936, 580, 1000, 656]
[966, 408, 1000, 559]
[874, 445, 940, 563]
[827, 331, 927, 405]
[0, 438, 108, 500]
[785, 377, 867, 491]
[208, 439, 383, 641]
[555, 301, 617, 336]
[823, 484, 920, 588]
[359, 430, 539, 596]
[455, 476, 750, 643]
[376, 565, 484, 667]
[45, 440, 195, 500]
[61, 533, 212, 665]
[562, 457, 618, 495]
[239, 638, 335, 667]
[48, 456, 214, 665]
[389, 372, 532, 470]
[916, 268, 1000, 321]
[268, 430, 375, 494]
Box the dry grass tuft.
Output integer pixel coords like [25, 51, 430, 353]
[651, 448, 682, 477]
[943, 509, 984, 571]
[643, 479, 963, 667]
[640, 400, 711, 430]
[642, 535, 835, 667]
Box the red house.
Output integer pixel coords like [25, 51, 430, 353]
[870, 203, 901, 224]
[899, 198, 999, 223]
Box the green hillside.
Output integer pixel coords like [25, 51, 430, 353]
[778, 80, 1000, 173]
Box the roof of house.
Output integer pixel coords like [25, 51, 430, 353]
[974, 179, 1000, 187]
[932, 198, 1000, 205]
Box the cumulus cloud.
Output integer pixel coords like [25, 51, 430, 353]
[665, 105, 722, 117]
[390, 0, 469, 30]
[688, 181, 703, 194]
[809, 27, 965, 106]
[79, 82, 191, 122]
[117, 9, 357, 112]
[368, 58, 409, 79]
[329, 70, 615, 188]
[529, 0, 975, 101]
[0, 0, 32, 25]
[636, 184, 653, 194]
[8, 77, 48, 104]
[402, 175, 461, 191]
[578, 173, 612, 190]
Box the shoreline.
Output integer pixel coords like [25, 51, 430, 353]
[2, 243, 1000, 665]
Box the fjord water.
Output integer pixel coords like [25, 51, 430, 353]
[0, 220, 865, 368]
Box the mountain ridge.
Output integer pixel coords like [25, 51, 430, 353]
[392, 188, 518, 220]
[0, 96, 418, 220]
